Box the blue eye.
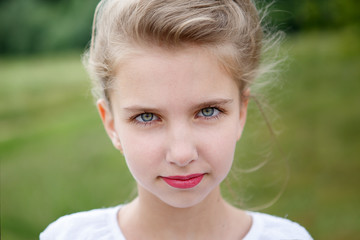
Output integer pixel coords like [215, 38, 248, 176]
[135, 113, 158, 122]
[198, 107, 220, 118]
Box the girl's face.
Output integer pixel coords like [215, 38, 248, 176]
[98, 46, 248, 208]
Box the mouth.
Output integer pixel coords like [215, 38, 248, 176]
[161, 174, 204, 189]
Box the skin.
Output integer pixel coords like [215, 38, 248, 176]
[97, 46, 252, 239]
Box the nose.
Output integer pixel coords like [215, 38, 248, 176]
[165, 122, 198, 167]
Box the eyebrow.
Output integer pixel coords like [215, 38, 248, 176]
[123, 98, 234, 113]
[192, 98, 234, 110]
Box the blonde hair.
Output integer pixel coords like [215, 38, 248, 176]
[82, 0, 280, 105]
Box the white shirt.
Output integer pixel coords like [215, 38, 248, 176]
[40, 205, 313, 239]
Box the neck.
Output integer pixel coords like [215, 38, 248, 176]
[119, 186, 244, 239]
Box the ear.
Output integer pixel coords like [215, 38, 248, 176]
[97, 99, 123, 153]
[237, 88, 250, 140]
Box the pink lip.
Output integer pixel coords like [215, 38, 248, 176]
[161, 174, 204, 189]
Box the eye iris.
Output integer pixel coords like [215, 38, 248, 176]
[141, 113, 153, 122]
[202, 108, 214, 117]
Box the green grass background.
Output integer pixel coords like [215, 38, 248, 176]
[1, 29, 360, 239]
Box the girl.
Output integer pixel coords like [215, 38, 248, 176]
[41, 0, 312, 239]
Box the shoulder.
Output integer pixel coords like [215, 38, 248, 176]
[40, 205, 124, 240]
[244, 211, 313, 240]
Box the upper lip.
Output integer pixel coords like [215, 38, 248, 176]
[162, 173, 204, 180]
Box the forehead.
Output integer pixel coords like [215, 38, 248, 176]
[110, 46, 239, 108]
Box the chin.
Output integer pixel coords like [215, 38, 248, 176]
[158, 189, 212, 209]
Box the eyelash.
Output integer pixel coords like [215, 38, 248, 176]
[130, 106, 224, 126]
[196, 107, 223, 120]
[130, 113, 159, 127]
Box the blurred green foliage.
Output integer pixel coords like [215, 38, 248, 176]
[1, 29, 360, 239]
[0, 0, 99, 54]
[1, 0, 359, 54]
[266, 0, 360, 31]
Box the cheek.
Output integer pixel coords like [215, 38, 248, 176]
[119, 130, 164, 176]
[199, 122, 239, 173]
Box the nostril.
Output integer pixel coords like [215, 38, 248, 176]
[165, 142, 198, 167]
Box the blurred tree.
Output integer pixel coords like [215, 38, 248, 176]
[0, 0, 98, 54]
[270, 0, 359, 32]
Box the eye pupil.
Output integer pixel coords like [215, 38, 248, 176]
[141, 113, 153, 122]
[201, 108, 214, 117]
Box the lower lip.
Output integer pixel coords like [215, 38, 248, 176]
[161, 174, 204, 189]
